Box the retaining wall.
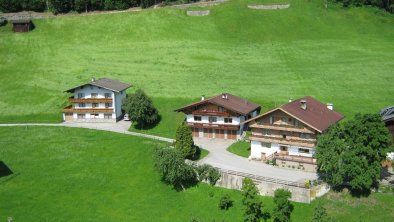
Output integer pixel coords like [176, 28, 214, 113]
[248, 4, 290, 10]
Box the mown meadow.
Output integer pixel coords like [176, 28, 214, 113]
[1, 126, 393, 221]
[0, 0, 393, 137]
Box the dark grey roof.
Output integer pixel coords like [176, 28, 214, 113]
[66, 78, 132, 93]
[380, 106, 394, 122]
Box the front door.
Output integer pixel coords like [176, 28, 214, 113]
[279, 146, 288, 155]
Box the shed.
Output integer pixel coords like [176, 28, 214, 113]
[10, 20, 34, 32]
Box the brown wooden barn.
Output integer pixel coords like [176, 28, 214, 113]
[10, 20, 33, 32]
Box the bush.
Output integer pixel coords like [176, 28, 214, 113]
[175, 122, 197, 159]
[195, 164, 220, 186]
[273, 189, 293, 222]
[218, 194, 233, 210]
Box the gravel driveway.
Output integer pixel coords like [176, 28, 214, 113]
[195, 138, 318, 183]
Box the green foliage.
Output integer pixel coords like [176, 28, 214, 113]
[0, 0, 47, 12]
[316, 113, 393, 194]
[227, 141, 251, 158]
[273, 189, 293, 222]
[311, 202, 332, 222]
[174, 121, 196, 159]
[218, 194, 233, 210]
[241, 178, 263, 222]
[49, 0, 73, 14]
[140, 0, 154, 8]
[195, 164, 220, 186]
[153, 147, 197, 190]
[336, 0, 393, 13]
[123, 89, 159, 129]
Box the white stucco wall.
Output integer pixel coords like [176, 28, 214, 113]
[250, 140, 314, 159]
[186, 114, 241, 125]
[114, 91, 126, 119]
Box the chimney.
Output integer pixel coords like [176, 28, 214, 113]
[222, 93, 228, 100]
[327, 103, 334, 110]
[300, 100, 307, 110]
[289, 98, 292, 103]
[201, 95, 205, 101]
[91, 77, 95, 82]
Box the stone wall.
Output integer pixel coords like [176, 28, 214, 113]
[215, 170, 329, 203]
[186, 10, 210, 16]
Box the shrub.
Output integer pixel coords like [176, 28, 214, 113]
[273, 189, 293, 222]
[195, 164, 221, 186]
[175, 122, 197, 159]
[218, 194, 233, 210]
[272, 158, 277, 166]
[242, 178, 264, 222]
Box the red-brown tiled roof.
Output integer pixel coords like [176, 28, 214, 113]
[245, 96, 344, 132]
[281, 96, 344, 132]
[175, 93, 260, 116]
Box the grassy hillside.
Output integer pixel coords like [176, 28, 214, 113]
[0, 0, 393, 136]
[1, 126, 393, 221]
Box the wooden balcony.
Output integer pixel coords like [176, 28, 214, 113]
[251, 123, 314, 134]
[192, 110, 230, 117]
[275, 154, 316, 164]
[63, 106, 113, 113]
[187, 122, 239, 130]
[249, 135, 316, 148]
[68, 97, 113, 103]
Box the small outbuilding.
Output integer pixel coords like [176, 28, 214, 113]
[10, 19, 34, 32]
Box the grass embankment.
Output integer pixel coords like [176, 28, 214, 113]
[1, 127, 393, 221]
[0, 0, 393, 137]
[227, 141, 251, 158]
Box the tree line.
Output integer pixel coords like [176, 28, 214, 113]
[0, 0, 198, 14]
[333, 0, 393, 13]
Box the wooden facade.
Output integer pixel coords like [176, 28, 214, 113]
[11, 20, 33, 32]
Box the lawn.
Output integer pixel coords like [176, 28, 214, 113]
[1, 126, 393, 221]
[0, 0, 393, 137]
[227, 141, 251, 158]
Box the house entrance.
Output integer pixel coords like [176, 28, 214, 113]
[279, 146, 288, 155]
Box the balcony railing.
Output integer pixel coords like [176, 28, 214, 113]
[249, 135, 316, 148]
[251, 123, 314, 133]
[192, 110, 230, 117]
[275, 154, 316, 164]
[187, 122, 239, 130]
[68, 97, 113, 103]
[63, 106, 113, 113]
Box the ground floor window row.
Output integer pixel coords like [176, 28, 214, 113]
[260, 142, 314, 154]
[65, 113, 113, 120]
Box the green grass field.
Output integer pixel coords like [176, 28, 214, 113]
[227, 141, 251, 158]
[1, 126, 393, 221]
[0, 0, 393, 137]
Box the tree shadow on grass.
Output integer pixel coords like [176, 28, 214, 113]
[0, 161, 13, 178]
[133, 115, 162, 130]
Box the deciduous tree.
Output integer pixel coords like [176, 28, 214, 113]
[272, 189, 293, 222]
[241, 177, 264, 222]
[122, 89, 159, 129]
[316, 113, 393, 194]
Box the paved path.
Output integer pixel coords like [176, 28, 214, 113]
[195, 138, 318, 183]
[0, 121, 174, 143]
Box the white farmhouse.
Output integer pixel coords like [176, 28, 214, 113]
[63, 78, 131, 122]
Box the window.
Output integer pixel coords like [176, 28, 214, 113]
[77, 93, 84, 98]
[104, 114, 112, 119]
[104, 93, 111, 98]
[77, 114, 85, 119]
[269, 116, 274, 125]
[105, 103, 112, 108]
[298, 148, 310, 154]
[208, 117, 217, 123]
[282, 134, 287, 139]
[300, 133, 311, 139]
[261, 142, 271, 148]
[262, 129, 271, 135]
[224, 118, 232, 123]
[78, 103, 85, 108]
[288, 118, 292, 123]
[202, 105, 207, 111]
[281, 117, 287, 123]
[294, 119, 299, 127]
[91, 93, 98, 98]
[92, 103, 99, 108]
[194, 116, 202, 121]
[91, 114, 99, 118]
[218, 106, 225, 112]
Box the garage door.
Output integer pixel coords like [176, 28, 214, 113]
[215, 129, 224, 139]
[64, 113, 73, 122]
[227, 130, 237, 140]
[192, 128, 200, 137]
[204, 128, 214, 138]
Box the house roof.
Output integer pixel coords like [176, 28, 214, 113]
[65, 78, 132, 93]
[380, 106, 394, 122]
[245, 96, 344, 133]
[175, 93, 261, 116]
